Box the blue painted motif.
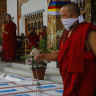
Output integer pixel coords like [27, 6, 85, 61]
[55, 90, 63, 93]
[38, 85, 56, 89]
[0, 89, 17, 93]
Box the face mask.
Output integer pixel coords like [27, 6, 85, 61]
[61, 17, 78, 31]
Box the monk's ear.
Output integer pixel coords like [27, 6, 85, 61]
[71, 13, 78, 18]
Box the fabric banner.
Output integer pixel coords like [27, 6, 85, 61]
[47, 1, 70, 15]
[47, 11, 60, 15]
[48, 9, 60, 12]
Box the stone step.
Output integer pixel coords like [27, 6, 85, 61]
[0, 62, 12, 71]
[12, 63, 30, 70]
[46, 67, 60, 75]
[11, 63, 60, 75]
[0, 70, 62, 84]
[3, 66, 62, 84]
[45, 74, 62, 84]
[3, 67, 33, 78]
[2, 62, 62, 84]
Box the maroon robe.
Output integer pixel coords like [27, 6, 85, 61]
[58, 22, 96, 96]
[40, 31, 46, 39]
[27, 33, 39, 49]
[2, 22, 16, 61]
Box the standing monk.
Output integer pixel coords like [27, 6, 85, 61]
[34, 3, 96, 96]
[2, 14, 16, 62]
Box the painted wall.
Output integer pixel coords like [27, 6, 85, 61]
[7, 0, 47, 35]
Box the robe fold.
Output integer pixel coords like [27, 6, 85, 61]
[2, 22, 16, 61]
[58, 22, 96, 96]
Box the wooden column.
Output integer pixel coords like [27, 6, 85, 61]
[0, 0, 7, 38]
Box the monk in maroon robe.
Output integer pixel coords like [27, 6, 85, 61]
[40, 26, 47, 41]
[27, 28, 39, 49]
[34, 3, 96, 96]
[2, 14, 16, 62]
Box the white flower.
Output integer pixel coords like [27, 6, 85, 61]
[35, 51, 40, 55]
[26, 58, 30, 62]
[29, 62, 32, 65]
[25, 60, 30, 65]
[31, 48, 40, 56]
[44, 60, 49, 63]
[30, 51, 33, 56]
[26, 59, 32, 65]
[30, 57, 33, 62]
[25, 48, 42, 68]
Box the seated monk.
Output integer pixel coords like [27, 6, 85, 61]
[27, 28, 39, 49]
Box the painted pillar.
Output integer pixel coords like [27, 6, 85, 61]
[47, 0, 71, 50]
[85, 0, 91, 22]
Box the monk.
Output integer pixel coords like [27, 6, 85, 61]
[2, 14, 16, 62]
[34, 3, 96, 96]
[27, 28, 39, 49]
[39, 26, 47, 41]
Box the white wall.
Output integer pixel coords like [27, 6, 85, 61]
[21, 0, 47, 35]
[7, 0, 17, 34]
[7, 0, 47, 35]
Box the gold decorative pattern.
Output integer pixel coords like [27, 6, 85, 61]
[24, 10, 44, 36]
[47, 14, 64, 50]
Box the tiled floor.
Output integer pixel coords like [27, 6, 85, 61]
[0, 73, 63, 96]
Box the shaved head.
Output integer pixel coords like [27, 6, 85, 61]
[61, 3, 81, 16]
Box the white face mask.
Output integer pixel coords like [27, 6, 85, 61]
[61, 17, 78, 31]
[61, 15, 84, 31]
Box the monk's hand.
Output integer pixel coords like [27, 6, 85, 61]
[34, 53, 45, 63]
